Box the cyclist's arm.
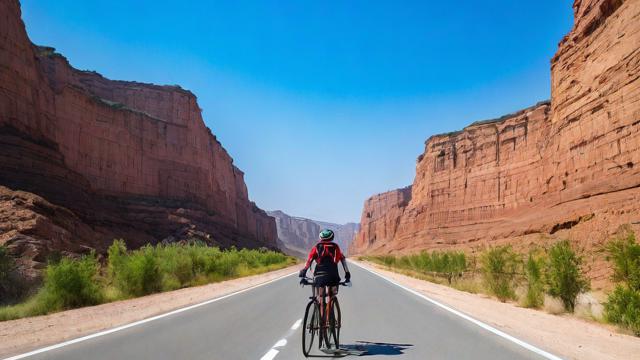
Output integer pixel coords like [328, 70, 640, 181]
[304, 246, 318, 269]
[340, 257, 350, 273]
[336, 246, 351, 280]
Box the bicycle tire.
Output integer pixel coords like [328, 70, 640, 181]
[324, 296, 341, 349]
[330, 296, 341, 348]
[318, 300, 325, 350]
[302, 300, 318, 357]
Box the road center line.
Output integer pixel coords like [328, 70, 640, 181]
[259, 318, 302, 360]
[351, 261, 564, 360]
[259, 349, 279, 360]
[3, 271, 297, 360]
[273, 339, 287, 348]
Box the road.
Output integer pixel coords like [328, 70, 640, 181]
[6, 262, 558, 360]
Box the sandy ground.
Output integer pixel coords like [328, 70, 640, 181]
[353, 260, 640, 360]
[0, 265, 298, 358]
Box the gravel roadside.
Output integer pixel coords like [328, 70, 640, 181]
[353, 260, 639, 360]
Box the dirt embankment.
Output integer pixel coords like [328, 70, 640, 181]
[354, 260, 640, 360]
[0, 265, 298, 358]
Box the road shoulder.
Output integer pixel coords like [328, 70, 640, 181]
[352, 260, 639, 360]
[0, 265, 298, 359]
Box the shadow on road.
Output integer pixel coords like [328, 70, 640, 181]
[308, 341, 413, 357]
[341, 341, 413, 356]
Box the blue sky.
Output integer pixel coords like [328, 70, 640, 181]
[20, 0, 573, 224]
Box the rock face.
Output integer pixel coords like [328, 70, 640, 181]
[349, 187, 412, 254]
[268, 210, 359, 258]
[0, 0, 277, 279]
[350, 0, 640, 286]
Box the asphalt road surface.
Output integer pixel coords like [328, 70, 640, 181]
[6, 262, 559, 360]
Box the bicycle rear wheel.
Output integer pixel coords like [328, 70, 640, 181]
[327, 297, 341, 349]
[302, 300, 319, 357]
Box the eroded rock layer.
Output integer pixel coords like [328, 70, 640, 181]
[0, 0, 277, 278]
[350, 0, 640, 286]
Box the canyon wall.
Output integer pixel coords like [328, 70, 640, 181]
[268, 210, 358, 258]
[0, 0, 277, 278]
[314, 221, 359, 252]
[351, 0, 640, 286]
[349, 187, 411, 254]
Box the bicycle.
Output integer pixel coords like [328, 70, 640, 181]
[300, 277, 350, 357]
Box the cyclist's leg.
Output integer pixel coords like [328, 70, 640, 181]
[324, 286, 330, 323]
[327, 286, 337, 320]
[315, 286, 325, 320]
[315, 286, 325, 303]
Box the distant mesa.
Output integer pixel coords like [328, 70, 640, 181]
[267, 210, 359, 259]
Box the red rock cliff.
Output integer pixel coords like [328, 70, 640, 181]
[350, 0, 640, 284]
[0, 0, 277, 277]
[350, 187, 411, 254]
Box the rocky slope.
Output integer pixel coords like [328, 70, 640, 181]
[268, 210, 358, 258]
[350, 0, 640, 286]
[0, 0, 277, 281]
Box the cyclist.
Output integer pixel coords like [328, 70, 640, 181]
[298, 229, 351, 306]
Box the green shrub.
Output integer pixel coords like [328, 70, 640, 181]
[429, 251, 466, 283]
[376, 255, 397, 267]
[156, 244, 194, 290]
[1, 240, 293, 321]
[0, 255, 103, 319]
[546, 240, 589, 312]
[186, 245, 208, 274]
[604, 232, 640, 335]
[107, 240, 291, 296]
[108, 242, 162, 297]
[365, 250, 467, 284]
[480, 246, 520, 302]
[39, 255, 103, 310]
[605, 233, 640, 291]
[215, 249, 242, 277]
[107, 239, 127, 279]
[605, 285, 640, 335]
[523, 251, 545, 308]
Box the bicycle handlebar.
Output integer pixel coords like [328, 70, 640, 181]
[300, 277, 351, 287]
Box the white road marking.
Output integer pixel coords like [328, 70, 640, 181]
[273, 339, 287, 348]
[290, 319, 302, 330]
[260, 318, 302, 360]
[259, 349, 279, 360]
[352, 261, 564, 360]
[3, 271, 297, 360]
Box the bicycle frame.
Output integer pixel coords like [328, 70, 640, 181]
[302, 277, 349, 305]
[301, 277, 349, 352]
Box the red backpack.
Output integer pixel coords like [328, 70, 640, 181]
[316, 242, 339, 264]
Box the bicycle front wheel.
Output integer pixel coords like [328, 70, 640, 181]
[302, 301, 318, 357]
